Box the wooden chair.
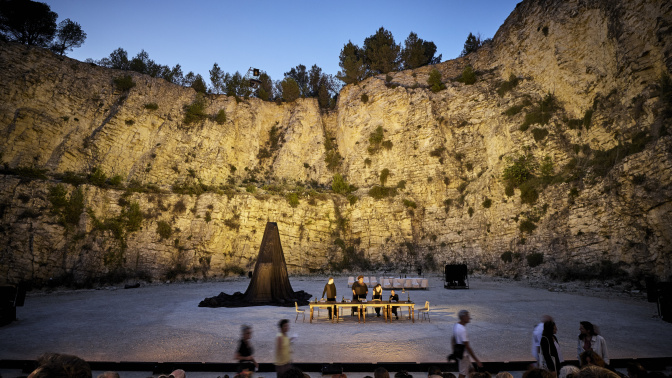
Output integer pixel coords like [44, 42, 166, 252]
[421, 279, 429, 289]
[295, 302, 305, 323]
[382, 278, 392, 289]
[347, 276, 355, 287]
[417, 300, 430, 322]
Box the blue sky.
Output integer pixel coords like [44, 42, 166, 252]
[43, 0, 521, 83]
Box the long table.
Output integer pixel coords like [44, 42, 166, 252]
[308, 300, 415, 323]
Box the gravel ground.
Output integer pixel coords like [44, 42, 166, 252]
[1, 274, 670, 377]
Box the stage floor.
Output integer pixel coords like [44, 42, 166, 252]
[1, 275, 671, 369]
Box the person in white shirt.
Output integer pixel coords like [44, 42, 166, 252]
[578, 321, 609, 365]
[532, 315, 554, 364]
[452, 309, 483, 378]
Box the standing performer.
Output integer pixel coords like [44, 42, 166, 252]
[532, 315, 554, 366]
[351, 275, 368, 316]
[372, 283, 383, 317]
[539, 320, 561, 376]
[322, 277, 337, 320]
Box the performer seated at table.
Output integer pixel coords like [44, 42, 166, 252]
[372, 283, 383, 317]
[389, 289, 399, 320]
[351, 275, 368, 316]
[321, 277, 336, 320]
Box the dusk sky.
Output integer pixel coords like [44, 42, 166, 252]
[42, 0, 521, 84]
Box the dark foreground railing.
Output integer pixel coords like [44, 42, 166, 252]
[2, 358, 671, 375]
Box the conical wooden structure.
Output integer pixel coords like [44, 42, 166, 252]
[242, 222, 296, 303]
[198, 222, 311, 307]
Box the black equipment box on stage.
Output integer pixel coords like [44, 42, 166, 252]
[657, 282, 672, 323]
[444, 264, 469, 289]
[1, 283, 26, 326]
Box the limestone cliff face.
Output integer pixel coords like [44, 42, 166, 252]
[1, 0, 671, 285]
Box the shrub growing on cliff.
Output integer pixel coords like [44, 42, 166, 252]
[109, 174, 124, 188]
[519, 181, 539, 204]
[502, 154, 537, 187]
[379, 168, 390, 186]
[224, 213, 241, 230]
[48, 185, 84, 227]
[520, 93, 558, 131]
[183, 96, 208, 125]
[526, 252, 544, 267]
[428, 68, 446, 93]
[286, 192, 300, 208]
[458, 65, 476, 85]
[89, 167, 107, 187]
[369, 185, 397, 199]
[361, 93, 369, 103]
[144, 102, 158, 110]
[403, 199, 417, 208]
[583, 109, 594, 129]
[213, 109, 227, 125]
[113, 75, 136, 91]
[156, 220, 172, 240]
[519, 219, 537, 233]
[323, 131, 342, 171]
[532, 128, 549, 142]
[500, 251, 513, 263]
[367, 126, 384, 154]
[332, 174, 355, 195]
[497, 74, 520, 97]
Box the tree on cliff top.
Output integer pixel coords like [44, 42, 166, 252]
[401, 31, 441, 70]
[50, 18, 86, 56]
[280, 77, 300, 102]
[460, 32, 482, 57]
[363, 27, 400, 75]
[0, 0, 57, 46]
[337, 40, 368, 85]
[284, 64, 309, 98]
[1, 0, 86, 56]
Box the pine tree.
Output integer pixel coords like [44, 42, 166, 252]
[460, 32, 482, 57]
[363, 27, 400, 74]
[191, 74, 207, 94]
[284, 64, 309, 98]
[50, 19, 86, 56]
[337, 41, 368, 85]
[280, 77, 300, 102]
[401, 32, 425, 70]
[209, 63, 225, 94]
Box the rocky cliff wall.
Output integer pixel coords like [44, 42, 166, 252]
[1, 0, 671, 286]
